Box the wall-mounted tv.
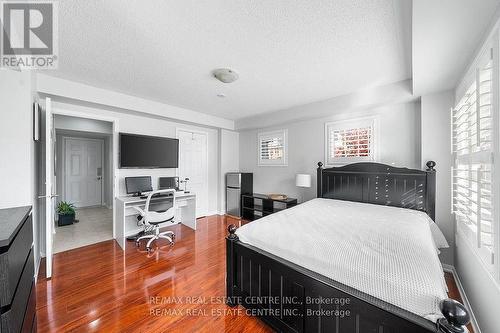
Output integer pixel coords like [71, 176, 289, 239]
[119, 133, 179, 168]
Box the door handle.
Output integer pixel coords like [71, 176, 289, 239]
[38, 194, 59, 199]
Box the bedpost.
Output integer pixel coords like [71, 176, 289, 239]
[317, 162, 323, 198]
[437, 298, 470, 333]
[226, 224, 239, 307]
[425, 161, 436, 221]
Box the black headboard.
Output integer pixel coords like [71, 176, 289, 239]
[317, 161, 436, 220]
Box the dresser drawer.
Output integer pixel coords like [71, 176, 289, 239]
[21, 282, 36, 333]
[0, 214, 33, 308]
[1, 249, 34, 333]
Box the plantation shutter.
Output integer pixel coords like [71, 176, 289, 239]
[325, 118, 376, 165]
[258, 130, 287, 166]
[452, 48, 496, 271]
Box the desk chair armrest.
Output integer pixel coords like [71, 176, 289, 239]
[132, 206, 146, 217]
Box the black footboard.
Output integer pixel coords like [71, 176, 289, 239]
[226, 226, 470, 333]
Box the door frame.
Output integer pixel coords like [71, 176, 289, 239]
[176, 127, 209, 217]
[61, 136, 105, 207]
[49, 107, 119, 241]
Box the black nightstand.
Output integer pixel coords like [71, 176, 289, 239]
[241, 193, 297, 221]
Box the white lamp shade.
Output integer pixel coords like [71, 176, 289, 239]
[295, 174, 311, 188]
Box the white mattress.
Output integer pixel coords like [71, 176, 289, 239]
[235, 198, 448, 322]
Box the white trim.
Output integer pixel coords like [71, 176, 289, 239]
[442, 264, 482, 333]
[324, 116, 379, 166]
[50, 106, 119, 241]
[257, 128, 288, 167]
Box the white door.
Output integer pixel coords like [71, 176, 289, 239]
[44, 98, 56, 278]
[177, 130, 208, 217]
[64, 138, 103, 207]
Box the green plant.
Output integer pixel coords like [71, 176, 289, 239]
[57, 201, 76, 215]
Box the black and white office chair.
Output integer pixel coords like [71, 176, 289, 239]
[134, 189, 176, 253]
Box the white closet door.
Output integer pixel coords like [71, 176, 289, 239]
[64, 138, 103, 207]
[177, 130, 208, 217]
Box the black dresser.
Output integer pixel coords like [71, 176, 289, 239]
[242, 194, 297, 221]
[0, 206, 36, 333]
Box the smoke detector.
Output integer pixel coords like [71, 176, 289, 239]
[212, 68, 239, 83]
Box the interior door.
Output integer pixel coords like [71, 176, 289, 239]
[44, 98, 55, 278]
[177, 130, 208, 217]
[64, 138, 103, 207]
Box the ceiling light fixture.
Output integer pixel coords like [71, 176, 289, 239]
[212, 68, 239, 83]
[217, 93, 226, 98]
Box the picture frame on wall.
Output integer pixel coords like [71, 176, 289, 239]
[33, 102, 40, 141]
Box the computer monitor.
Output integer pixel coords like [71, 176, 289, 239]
[159, 177, 179, 191]
[125, 176, 153, 196]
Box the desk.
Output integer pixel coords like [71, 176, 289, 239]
[115, 192, 196, 250]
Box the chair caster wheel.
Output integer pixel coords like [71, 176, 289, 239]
[146, 247, 152, 253]
[170, 241, 175, 246]
[135, 241, 140, 247]
[171, 234, 175, 241]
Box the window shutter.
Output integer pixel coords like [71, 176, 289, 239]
[258, 129, 288, 166]
[325, 118, 376, 164]
[452, 49, 495, 270]
[260, 136, 284, 160]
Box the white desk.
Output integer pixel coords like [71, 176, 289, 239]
[115, 192, 196, 250]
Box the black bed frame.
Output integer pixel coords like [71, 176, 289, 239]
[226, 161, 470, 333]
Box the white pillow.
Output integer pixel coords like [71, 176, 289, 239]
[428, 222, 449, 249]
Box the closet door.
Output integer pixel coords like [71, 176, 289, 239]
[177, 130, 208, 217]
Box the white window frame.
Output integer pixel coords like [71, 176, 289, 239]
[453, 31, 500, 283]
[324, 117, 378, 166]
[258, 129, 288, 166]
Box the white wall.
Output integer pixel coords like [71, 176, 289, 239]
[0, 70, 34, 209]
[51, 101, 220, 215]
[421, 90, 455, 265]
[0, 70, 39, 275]
[55, 114, 112, 134]
[239, 102, 421, 203]
[456, 233, 500, 333]
[219, 129, 240, 213]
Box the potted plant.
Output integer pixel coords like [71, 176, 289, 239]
[57, 201, 76, 226]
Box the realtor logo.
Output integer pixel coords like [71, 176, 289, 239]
[1, 1, 58, 69]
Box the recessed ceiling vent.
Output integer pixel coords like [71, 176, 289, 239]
[212, 68, 239, 83]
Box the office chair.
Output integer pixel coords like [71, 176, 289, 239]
[134, 189, 176, 253]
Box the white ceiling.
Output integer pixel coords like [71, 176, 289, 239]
[44, 0, 412, 120]
[412, 0, 500, 95]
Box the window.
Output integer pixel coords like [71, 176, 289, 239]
[258, 129, 288, 166]
[325, 118, 377, 165]
[452, 45, 498, 278]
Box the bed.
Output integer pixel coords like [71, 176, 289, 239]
[226, 161, 470, 333]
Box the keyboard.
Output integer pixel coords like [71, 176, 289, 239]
[140, 193, 173, 199]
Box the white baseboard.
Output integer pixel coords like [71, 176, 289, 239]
[34, 256, 41, 283]
[442, 264, 481, 333]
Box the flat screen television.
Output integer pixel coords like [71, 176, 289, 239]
[119, 133, 179, 168]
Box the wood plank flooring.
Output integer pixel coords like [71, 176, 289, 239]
[36, 215, 469, 333]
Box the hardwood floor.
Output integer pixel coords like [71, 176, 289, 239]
[36, 215, 469, 333]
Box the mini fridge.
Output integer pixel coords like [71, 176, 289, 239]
[226, 173, 253, 217]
